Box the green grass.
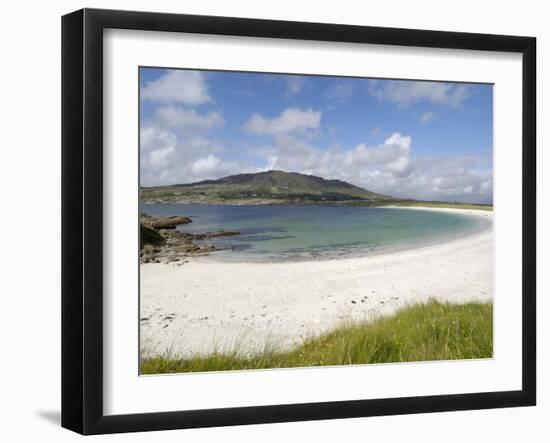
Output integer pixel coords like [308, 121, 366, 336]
[139, 186, 492, 211]
[140, 223, 165, 246]
[140, 300, 493, 374]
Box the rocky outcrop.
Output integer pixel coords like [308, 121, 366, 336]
[140, 224, 165, 246]
[142, 215, 192, 230]
[182, 230, 241, 240]
[139, 215, 240, 264]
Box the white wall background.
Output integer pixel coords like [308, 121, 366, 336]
[0, 0, 546, 441]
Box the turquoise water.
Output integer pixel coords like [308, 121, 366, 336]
[140, 204, 490, 262]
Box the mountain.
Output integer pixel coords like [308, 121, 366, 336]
[141, 170, 392, 205]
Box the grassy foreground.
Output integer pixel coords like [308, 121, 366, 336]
[141, 300, 493, 374]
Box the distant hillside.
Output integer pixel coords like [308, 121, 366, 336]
[141, 170, 392, 205]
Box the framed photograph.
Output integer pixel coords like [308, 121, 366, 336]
[61, 8, 536, 435]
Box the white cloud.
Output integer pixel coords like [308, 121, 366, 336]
[154, 106, 224, 131]
[386, 156, 410, 174]
[141, 70, 212, 105]
[140, 124, 241, 186]
[264, 156, 278, 171]
[384, 133, 411, 152]
[368, 80, 471, 108]
[247, 128, 492, 203]
[244, 108, 322, 136]
[141, 104, 235, 186]
[148, 146, 175, 167]
[191, 155, 219, 176]
[480, 180, 491, 193]
[420, 111, 435, 124]
[140, 126, 177, 153]
[142, 121, 493, 202]
[140, 99, 229, 185]
[140, 127, 178, 174]
[252, 132, 410, 181]
[344, 134, 410, 174]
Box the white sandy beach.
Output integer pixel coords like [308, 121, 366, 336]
[140, 208, 493, 358]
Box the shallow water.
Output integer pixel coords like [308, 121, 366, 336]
[140, 204, 491, 262]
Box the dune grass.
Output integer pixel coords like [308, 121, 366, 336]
[140, 300, 493, 374]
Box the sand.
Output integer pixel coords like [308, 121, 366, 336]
[140, 208, 494, 358]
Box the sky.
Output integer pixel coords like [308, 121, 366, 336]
[139, 67, 493, 203]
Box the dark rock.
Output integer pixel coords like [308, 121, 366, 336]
[140, 224, 165, 246]
[204, 230, 240, 238]
[139, 216, 240, 263]
[189, 230, 240, 240]
[146, 216, 192, 229]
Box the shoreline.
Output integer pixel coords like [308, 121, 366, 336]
[199, 206, 493, 264]
[140, 206, 494, 358]
[383, 205, 492, 218]
[140, 199, 493, 212]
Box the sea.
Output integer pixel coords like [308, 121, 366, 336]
[140, 203, 491, 262]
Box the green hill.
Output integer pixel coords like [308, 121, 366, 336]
[140, 170, 391, 205]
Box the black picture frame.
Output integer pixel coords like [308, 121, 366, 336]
[61, 8, 536, 435]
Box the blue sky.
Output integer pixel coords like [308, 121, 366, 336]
[140, 67, 493, 203]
